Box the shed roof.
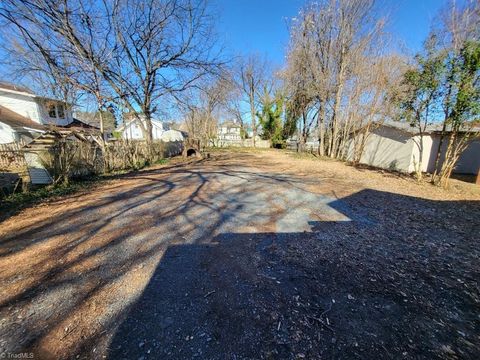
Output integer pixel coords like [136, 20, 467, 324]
[354, 120, 480, 136]
[379, 121, 441, 134]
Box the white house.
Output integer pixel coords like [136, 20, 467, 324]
[218, 120, 242, 142]
[212, 121, 270, 148]
[346, 121, 480, 175]
[0, 81, 78, 144]
[117, 115, 185, 142]
[0, 104, 45, 143]
[118, 116, 165, 140]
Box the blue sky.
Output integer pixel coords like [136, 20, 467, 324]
[0, 0, 451, 120]
[0, 1, 449, 79]
[213, 0, 448, 66]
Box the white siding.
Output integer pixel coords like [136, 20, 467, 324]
[0, 91, 73, 126]
[455, 139, 480, 174]
[161, 129, 184, 142]
[218, 126, 241, 141]
[429, 135, 480, 175]
[0, 122, 16, 143]
[24, 152, 53, 184]
[410, 135, 434, 173]
[349, 127, 415, 172]
[0, 91, 41, 123]
[122, 122, 144, 140]
[121, 119, 165, 140]
[349, 127, 479, 175]
[153, 124, 163, 139]
[36, 98, 73, 126]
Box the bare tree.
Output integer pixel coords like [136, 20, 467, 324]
[235, 55, 270, 146]
[0, 0, 222, 157]
[0, 33, 85, 118]
[223, 70, 246, 134]
[284, 0, 389, 158]
[282, 14, 316, 152]
[180, 75, 233, 148]
[349, 54, 407, 164]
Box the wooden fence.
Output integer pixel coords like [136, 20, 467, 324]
[212, 138, 271, 148]
[1, 138, 184, 189]
[0, 142, 28, 196]
[0, 141, 27, 170]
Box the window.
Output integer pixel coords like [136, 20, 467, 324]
[57, 104, 65, 119]
[46, 102, 67, 119]
[48, 103, 56, 118]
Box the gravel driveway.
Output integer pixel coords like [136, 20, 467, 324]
[0, 151, 479, 359]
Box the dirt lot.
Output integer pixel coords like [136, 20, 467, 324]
[0, 149, 479, 359]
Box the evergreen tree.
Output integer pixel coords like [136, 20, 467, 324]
[257, 91, 285, 147]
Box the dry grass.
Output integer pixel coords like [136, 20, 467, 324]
[256, 149, 480, 201]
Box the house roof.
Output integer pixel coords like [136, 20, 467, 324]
[0, 81, 35, 96]
[0, 80, 68, 104]
[64, 118, 100, 130]
[0, 104, 45, 131]
[220, 120, 241, 128]
[0, 105, 94, 133]
[116, 117, 164, 132]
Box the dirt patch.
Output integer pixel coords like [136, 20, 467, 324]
[0, 150, 479, 359]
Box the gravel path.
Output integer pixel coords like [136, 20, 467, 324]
[0, 151, 479, 359]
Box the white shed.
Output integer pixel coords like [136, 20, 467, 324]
[347, 122, 480, 175]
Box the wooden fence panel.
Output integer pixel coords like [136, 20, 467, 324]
[0, 142, 26, 169]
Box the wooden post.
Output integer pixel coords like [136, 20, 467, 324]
[476, 167, 480, 185]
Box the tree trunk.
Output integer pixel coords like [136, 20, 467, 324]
[301, 111, 308, 152]
[431, 122, 447, 184]
[329, 52, 346, 158]
[437, 130, 471, 188]
[97, 108, 109, 172]
[353, 132, 364, 165]
[249, 84, 256, 147]
[144, 114, 154, 161]
[414, 107, 428, 181]
[438, 131, 457, 187]
[98, 109, 105, 140]
[354, 122, 374, 166]
[339, 112, 353, 160]
[318, 101, 326, 156]
[415, 134, 424, 181]
[329, 84, 344, 157]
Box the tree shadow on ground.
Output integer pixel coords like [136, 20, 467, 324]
[0, 153, 478, 359]
[108, 190, 480, 360]
[0, 159, 205, 223]
[0, 156, 312, 358]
